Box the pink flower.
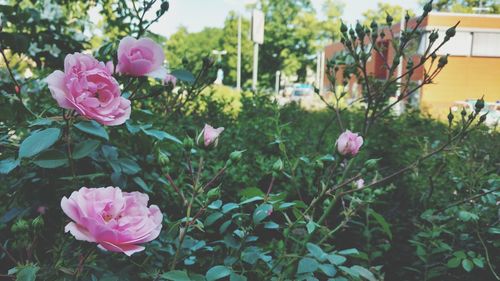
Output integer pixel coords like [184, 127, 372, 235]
[116, 36, 167, 78]
[336, 130, 363, 156]
[61, 186, 163, 256]
[164, 74, 177, 87]
[199, 124, 224, 147]
[46, 53, 131, 126]
[356, 179, 365, 189]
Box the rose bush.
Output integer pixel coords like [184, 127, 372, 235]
[0, 1, 498, 281]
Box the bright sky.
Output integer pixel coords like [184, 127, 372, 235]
[147, 0, 422, 38]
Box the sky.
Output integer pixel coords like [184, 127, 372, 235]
[146, 0, 422, 38]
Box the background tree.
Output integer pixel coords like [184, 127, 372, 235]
[421, 0, 500, 13]
[362, 3, 412, 25]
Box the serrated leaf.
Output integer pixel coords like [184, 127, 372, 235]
[319, 264, 337, 277]
[19, 128, 61, 158]
[327, 253, 347, 265]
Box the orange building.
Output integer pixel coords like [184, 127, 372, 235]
[324, 12, 500, 118]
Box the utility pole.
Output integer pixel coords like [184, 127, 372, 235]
[236, 14, 242, 91]
[252, 43, 259, 90]
[251, 10, 264, 92]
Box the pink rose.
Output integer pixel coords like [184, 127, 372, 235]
[198, 124, 224, 147]
[356, 179, 365, 189]
[336, 130, 363, 156]
[46, 53, 131, 126]
[164, 74, 177, 87]
[116, 36, 167, 78]
[61, 186, 163, 256]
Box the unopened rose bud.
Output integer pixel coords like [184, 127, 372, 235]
[447, 108, 454, 125]
[364, 158, 380, 171]
[160, 1, 169, 13]
[183, 137, 194, 151]
[32, 216, 44, 230]
[478, 113, 487, 124]
[429, 31, 439, 42]
[474, 97, 485, 112]
[405, 12, 411, 23]
[380, 31, 386, 38]
[461, 107, 467, 118]
[370, 20, 378, 31]
[340, 22, 348, 34]
[386, 14, 394, 26]
[272, 159, 284, 172]
[438, 55, 448, 68]
[229, 150, 244, 162]
[207, 187, 220, 201]
[15, 85, 20, 94]
[445, 24, 457, 41]
[423, 0, 433, 14]
[197, 124, 224, 148]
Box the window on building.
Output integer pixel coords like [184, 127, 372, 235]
[435, 31, 472, 56]
[472, 32, 500, 57]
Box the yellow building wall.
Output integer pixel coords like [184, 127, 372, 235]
[421, 56, 500, 118]
[427, 14, 500, 29]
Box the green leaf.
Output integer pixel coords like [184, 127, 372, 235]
[327, 253, 346, 265]
[161, 270, 191, 281]
[458, 210, 479, 222]
[120, 158, 141, 175]
[319, 264, 337, 277]
[222, 203, 239, 213]
[219, 220, 232, 233]
[264, 221, 279, 229]
[33, 149, 68, 168]
[171, 69, 196, 84]
[16, 264, 39, 281]
[447, 257, 461, 268]
[19, 128, 61, 158]
[306, 220, 316, 234]
[253, 204, 272, 224]
[307, 243, 326, 261]
[338, 248, 359, 256]
[74, 121, 109, 141]
[72, 140, 100, 159]
[351, 266, 376, 281]
[206, 265, 231, 281]
[369, 209, 392, 239]
[230, 273, 247, 281]
[133, 177, 151, 193]
[297, 257, 319, 274]
[0, 158, 19, 174]
[142, 128, 182, 144]
[29, 118, 53, 127]
[472, 258, 484, 268]
[462, 259, 474, 272]
[208, 200, 223, 210]
[205, 212, 223, 226]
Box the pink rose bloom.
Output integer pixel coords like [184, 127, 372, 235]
[356, 179, 365, 189]
[164, 74, 177, 87]
[61, 186, 163, 256]
[116, 36, 167, 78]
[199, 124, 224, 147]
[336, 130, 363, 156]
[46, 53, 131, 126]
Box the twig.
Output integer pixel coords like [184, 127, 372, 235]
[476, 228, 500, 280]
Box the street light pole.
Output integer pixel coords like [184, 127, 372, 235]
[237, 14, 242, 91]
[252, 43, 259, 91]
